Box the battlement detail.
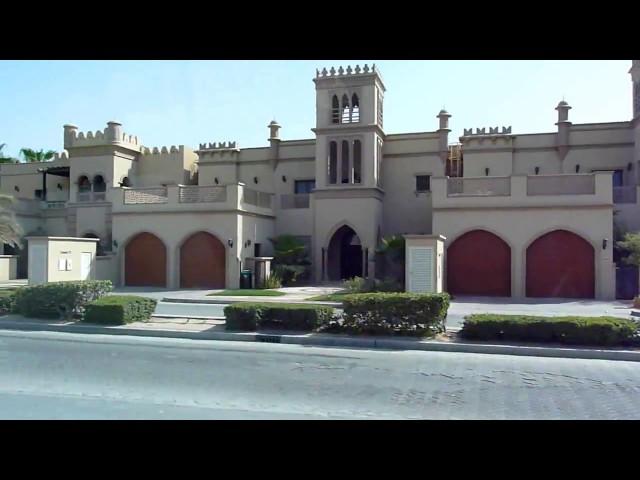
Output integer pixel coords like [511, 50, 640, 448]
[462, 126, 512, 137]
[63, 121, 141, 151]
[315, 64, 378, 78]
[141, 145, 184, 155]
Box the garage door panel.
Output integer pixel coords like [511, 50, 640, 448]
[447, 230, 511, 297]
[125, 233, 167, 287]
[180, 232, 225, 289]
[526, 230, 594, 299]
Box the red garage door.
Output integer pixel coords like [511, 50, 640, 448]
[447, 230, 511, 296]
[125, 232, 167, 287]
[180, 232, 226, 289]
[526, 230, 594, 298]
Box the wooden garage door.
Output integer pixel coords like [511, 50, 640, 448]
[125, 232, 166, 287]
[180, 232, 226, 289]
[447, 230, 511, 296]
[526, 230, 594, 298]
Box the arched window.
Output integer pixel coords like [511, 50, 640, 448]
[353, 140, 362, 184]
[331, 95, 340, 124]
[341, 140, 350, 184]
[341, 95, 350, 124]
[93, 175, 106, 192]
[351, 94, 360, 123]
[78, 175, 91, 193]
[328, 141, 338, 184]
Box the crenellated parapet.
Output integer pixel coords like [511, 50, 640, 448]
[314, 63, 385, 90]
[141, 145, 184, 155]
[460, 126, 514, 145]
[52, 151, 70, 161]
[195, 142, 241, 160]
[315, 64, 378, 78]
[462, 126, 512, 137]
[63, 121, 141, 151]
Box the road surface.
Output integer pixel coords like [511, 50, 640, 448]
[1, 329, 639, 419]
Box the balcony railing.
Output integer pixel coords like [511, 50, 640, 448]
[527, 174, 595, 196]
[280, 193, 310, 209]
[123, 187, 168, 204]
[447, 177, 511, 196]
[44, 201, 67, 209]
[613, 185, 638, 204]
[77, 191, 107, 202]
[179, 185, 226, 203]
[243, 188, 273, 209]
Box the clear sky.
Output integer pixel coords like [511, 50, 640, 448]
[0, 60, 633, 159]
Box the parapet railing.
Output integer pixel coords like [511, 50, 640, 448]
[178, 185, 227, 203]
[123, 187, 168, 204]
[447, 177, 511, 196]
[243, 188, 273, 209]
[527, 174, 595, 196]
[280, 193, 310, 209]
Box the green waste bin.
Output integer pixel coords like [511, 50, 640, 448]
[240, 269, 253, 289]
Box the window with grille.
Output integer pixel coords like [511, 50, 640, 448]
[416, 175, 431, 192]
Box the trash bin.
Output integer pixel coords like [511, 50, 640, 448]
[240, 269, 253, 289]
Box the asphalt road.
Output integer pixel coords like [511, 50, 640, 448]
[1, 329, 639, 419]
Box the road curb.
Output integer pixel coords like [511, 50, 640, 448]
[160, 297, 342, 307]
[1, 318, 639, 362]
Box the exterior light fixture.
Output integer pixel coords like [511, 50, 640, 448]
[282, 175, 287, 182]
[228, 239, 234, 248]
[628, 162, 633, 171]
[214, 177, 219, 184]
[14, 186, 19, 192]
[254, 177, 259, 184]
[575, 164, 581, 173]
[602, 239, 608, 250]
[57, 183, 63, 190]
[113, 240, 118, 249]
[485, 167, 490, 176]
[245, 239, 252, 248]
[534, 167, 540, 175]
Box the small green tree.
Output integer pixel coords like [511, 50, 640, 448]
[617, 232, 640, 267]
[375, 235, 406, 286]
[19, 148, 56, 163]
[269, 235, 310, 286]
[0, 194, 23, 248]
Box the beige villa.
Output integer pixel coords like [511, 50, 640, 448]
[2, 61, 640, 300]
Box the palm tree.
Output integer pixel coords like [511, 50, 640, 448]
[0, 143, 17, 164]
[0, 194, 23, 248]
[19, 148, 56, 163]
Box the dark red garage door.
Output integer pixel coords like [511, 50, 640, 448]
[447, 230, 511, 296]
[526, 230, 594, 298]
[180, 232, 226, 289]
[125, 232, 167, 287]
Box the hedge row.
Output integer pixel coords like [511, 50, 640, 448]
[0, 289, 17, 313]
[460, 314, 640, 346]
[83, 295, 158, 325]
[337, 292, 450, 337]
[225, 303, 334, 332]
[13, 281, 113, 319]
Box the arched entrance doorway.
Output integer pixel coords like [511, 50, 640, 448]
[180, 232, 226, 289]
[446, 230, 511, 296]
[125, 232, 167, 287]
[327, 225, 363, 281]
[526, 230, 595, 298]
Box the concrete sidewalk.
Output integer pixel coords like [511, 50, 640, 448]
[1, 314, 639, 363]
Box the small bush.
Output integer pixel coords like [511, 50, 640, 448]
[634, 296, 640, 309]
[0, 289, 17, 313]
[225, 303, 334, 332]
[460, 314, 640, 346]
[342, 276, 370, 293]
[13, 280, 113, 319]
[338, 292, 450, 337]
[262, 273, 282, 289]
[83, 295, 157, 325]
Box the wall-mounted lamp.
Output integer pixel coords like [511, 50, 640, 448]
[282, 175, 287, 182]
[112, 240, 118, 249]
[57, 183, 63, 190]
[602, 238, 608, 250]
[14, 186, 19, 192]
[628, 162, 633, 172]
[214, 177, 219, 184]
[244, 239, 252, 248]
[534, 167, 540, 175]
[227, 239, 234, 248]
[575, 164, 581, 173]
[484, 167, 490, 176]
[253, 177, 259, 184]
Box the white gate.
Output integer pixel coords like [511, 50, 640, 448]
[28, 244, 47, 284]
[80, 252, 92, 280]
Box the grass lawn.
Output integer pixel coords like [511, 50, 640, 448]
[207, 289, 286, 297]
[305, 292, 348, 302]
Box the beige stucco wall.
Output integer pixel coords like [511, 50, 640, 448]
[432, 206, 615, 299]
[95, 254, 118, 283]
[0, 256, 18, 281]
[136, 146, 196, 187]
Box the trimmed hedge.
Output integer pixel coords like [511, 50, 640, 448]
[83, 295, 157, 325]
[225, 303, 334, 332]
[0, 289, 17, 313]
[460, 314, 640, 346]
[13, 280, 113, 319]
[338, 292, 450, 337]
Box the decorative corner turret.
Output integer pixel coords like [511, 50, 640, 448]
[555, 100, 572, 161]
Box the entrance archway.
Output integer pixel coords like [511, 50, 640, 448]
[125, 232, 167, 287]
[327, 225, 363, 281]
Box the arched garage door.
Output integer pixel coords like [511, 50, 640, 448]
[125, 232, 167, 287]
[526, 230, 594, 298]
[447, 230, 511, 296]
[180, 232, 226, 289]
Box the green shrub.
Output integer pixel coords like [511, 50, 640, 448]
[460, 314, 640, 346]
[261, 273, 282, 289]
[634, 296, 640, 309]
[0, 289, 17, 313]
[338, 292, 450, 337]
[83, 295, 157, 325]
[225, 303, 334, 332]
[13, 280, 113, 319]
[342, 276, 370, 293]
